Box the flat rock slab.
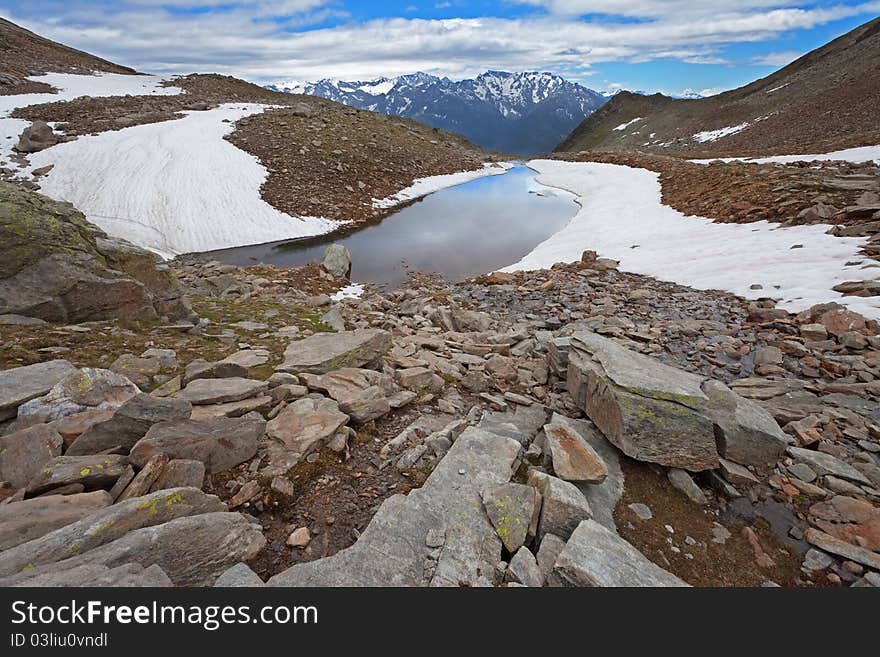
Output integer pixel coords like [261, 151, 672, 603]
[17, 367, 140, 423]
[11, 562, 174, 587]
[549, 519, 689, 587]
[190, 395, 272, 420]
[175, 377, 268, 405]
[568, 331, 788, 471]
[0, 512, 265, 587]
[805, 527, 880, 571]
[183, 359, 248, 385]
[268, 427, 521, 586]
[0, 424, 64, 487]
[67, 393, 192, 455]
[130, 417, 264, 473]
[277, 329, 392, 374]
[215, 563, 265, 587]
[544, 415, 608, 483]
[26, 454, 128, 495]
[221, 349, 270, 369]
[0, 487, 225, 577]
[482, 482, 538, 553]
[0, 360, 77, 421]
[0, 490, 112, 551]
[787, 446, 870, 484]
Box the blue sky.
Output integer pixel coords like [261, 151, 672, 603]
[2, 1, 878, 95]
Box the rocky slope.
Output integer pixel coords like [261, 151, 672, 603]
[557, 17, 880, 157]
[275, 71, 607, 155]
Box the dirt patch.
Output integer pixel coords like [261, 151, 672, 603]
[614, 459, 811, 587]
[0, 80, 57, 96]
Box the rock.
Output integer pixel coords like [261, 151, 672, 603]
[130, 417, 264, 473]
[0, 512, 265, 587]
[11, 562, 174, 587]
[17, 368, 140, 423]
[141, 348, 177, 369]
[321, 243, 352, 279]
[801, 548, 834, 572]
[800, 323, 828, 341]
[549, 520, 689, 587]
[0, 314, 46, 325]
[505, 547, 544, 586]
[567, 331, 788, 471]
[0, 424, 64, 488]
[535, 534, 567, 581]
[116, 454, 169, 503]
[818, 308, 866, 337]
[628, 503, 653, 520]
[481, 482, 539, 553]
[183, 359, 248, 385]
[286, 527, 311, 547]
[176, 378, 268, 405]
[338, 387, 391, 424]
[396, 367, 444, 392]
[321, 307, 346, 331]
[220, 349, 270, 369]
[0, 183, 193, 323]
[0, 360, 77, 421]
[267, 396, 348, 460]
[667, 468, 708, 505]
[67, 393, 191, 455]
[543, 416, 608, 483]
[0, 487, 226, 577]
[190, 395, 272, 420]
[228, 480, 261, 508]
[15, 120, 58, 153]
[530, 472, 592, 541]
[51, 409, 114, 446]
[787, 447, 870, 484]
[109, 354, 161, 389]
[0, 490, 112, 551]
[277, 329, 392, 374]
[26, 454, 129, 495]
[719, 458, 759, 486]
[149, 459, 205, 492]
[805, 527, 880, 571]
[268, 427, 521, 586]
[215, 563, 264, 587]
[809, 495, 880, 551]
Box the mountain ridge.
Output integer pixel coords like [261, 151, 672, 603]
[270, 70, 607, 155]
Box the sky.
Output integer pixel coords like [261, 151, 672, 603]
[2, 1, 879, 96]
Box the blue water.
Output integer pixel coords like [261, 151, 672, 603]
[206, 165, 578, 287]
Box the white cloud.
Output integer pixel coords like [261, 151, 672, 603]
[750, 50, 804, 66]
[2, 1, 878, 84]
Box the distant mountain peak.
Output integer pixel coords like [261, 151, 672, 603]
[266, 70, 607, 154]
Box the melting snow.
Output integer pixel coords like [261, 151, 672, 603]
[331, 283, 365, 301]
[613, 117, 643, 131]
[690, 144, 880, 166]
[28, 104, 343, 257]
[371, 162, 513, 209]
[692, 122, 751, 143]
[502, 160, 880, 319]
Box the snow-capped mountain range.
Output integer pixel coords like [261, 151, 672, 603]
[268, 71, 607, 154]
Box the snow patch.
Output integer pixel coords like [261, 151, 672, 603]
[28, 104, 343, 257]
[765, 83, 790, 94]
[502, 160, 880, 319]
[690, 145, 880, 166]
[331, 283, 365, 301]
[613, 117, 642, 131]
[692, 122, 751, 143]
[372, 162, 513, 209]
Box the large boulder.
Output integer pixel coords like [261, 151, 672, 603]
[67, 393, 192, 455]
[129, 417, 264, 473]
[0, 424, 64, 487]
[276, 329, 392, 374]
[566, 331, 789, 471]
[0, 360, 77, 421]
[15, 120, 58, 153]
[0, 182, 194, 323]
[548, 520, 689, 587]
[25, 454, 129, 495]
[266, 397, 349, 462]
[321, 243, 352, 279]
[0, 490, 112, 551]
[17, 367, 140, 423]
[10, 562, 174, 587]
[269, 427, 521, 586]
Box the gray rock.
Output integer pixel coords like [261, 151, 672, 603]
[805, 528, 880, 570]
[17, 368, 140, 423]
[215, 562, 264, 587]
[667, 468, 708, 505]
[0, 490, 112, 551]
[481, 482, 538, 553]
[0, 360, 77, 421]
[505, 547, 544, 586]
[628, 503, 653, 521]
[787, 447, 870, 484]
[149, 459, 205, 491]
[15, 120, 58, 153]
[266, 397, 349, 462]
[549, 520, 689, 587]
[530, 472, 592, 541]
[220, 349, 270, 369]
[544, 415, 608, 483]
[26, 454, 129, 495]
[802, 548, 834, 572]
[321, 243, 352, 279]
[0, 487, 225, 577]
[276, 329, 392, 374]
[535, 534, 566, 581]
[11, 562, 173, 587]
[0, 512, 265, 587]
[339, 386, 391, 424]
[183, 359, 248, 385]
[268, 427, 521, 586]
[176, 377, 268, 405]
[130, 418, 264, 473]
[67, 393, 192, 455]
[0, 424, 63, 487]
